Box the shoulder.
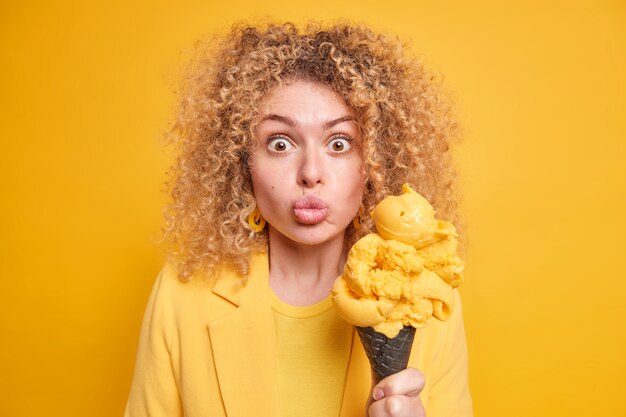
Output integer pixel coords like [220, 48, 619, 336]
[153, 260, 244, 324]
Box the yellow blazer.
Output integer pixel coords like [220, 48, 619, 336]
[124, 253, 473, 417]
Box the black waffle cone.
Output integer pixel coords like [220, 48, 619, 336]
[356, 325, 416, 384]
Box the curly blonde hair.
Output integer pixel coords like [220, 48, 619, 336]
[161, 20, 463, 281]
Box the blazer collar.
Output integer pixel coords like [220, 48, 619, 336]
[210, 255, 263, 307]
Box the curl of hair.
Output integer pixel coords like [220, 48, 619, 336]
[160, 20, 464, 282]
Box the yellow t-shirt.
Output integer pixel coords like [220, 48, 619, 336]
[271, 291, 354, 417]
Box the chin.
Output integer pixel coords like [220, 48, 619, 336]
[274, 224, 347, 248]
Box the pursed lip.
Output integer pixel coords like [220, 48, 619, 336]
[292, 195, 329, 224]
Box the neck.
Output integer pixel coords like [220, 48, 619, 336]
[267, 227, 347, 306]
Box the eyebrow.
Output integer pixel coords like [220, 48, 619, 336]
[259, 114, 356, 130]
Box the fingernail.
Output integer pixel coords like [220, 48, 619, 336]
[373, 388, 384, 400]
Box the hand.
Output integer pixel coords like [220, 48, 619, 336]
[366, 368, 426, 417]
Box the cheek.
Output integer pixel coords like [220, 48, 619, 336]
[250, 162, 281, 211]
[250, 167, 270, 196]
[331, 160, 365, 216]
[341, 159, 365, 196]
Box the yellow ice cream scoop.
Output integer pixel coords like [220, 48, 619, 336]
[371, 183, 454, 249]
[332, 233, 455, 338]
[331, 183, 464, 339]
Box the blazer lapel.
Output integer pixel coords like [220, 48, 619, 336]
[207, 253, 278, 417]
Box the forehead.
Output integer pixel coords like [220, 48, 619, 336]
[259, 79, 354, 117]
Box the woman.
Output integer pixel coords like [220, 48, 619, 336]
[125, 21, 472, 417]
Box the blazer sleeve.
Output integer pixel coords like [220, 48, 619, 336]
[124, 266, 183, 417]
[427, 290, 474, 417]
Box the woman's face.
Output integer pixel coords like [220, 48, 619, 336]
[250, 79, 365, 248]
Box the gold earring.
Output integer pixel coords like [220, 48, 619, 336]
[352, 206, 364, 230]
[248, 207, 266, 233]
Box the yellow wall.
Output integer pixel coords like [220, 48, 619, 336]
[1, 1, 624, 416]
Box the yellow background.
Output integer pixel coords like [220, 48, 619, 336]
[1, 1, 624, 416]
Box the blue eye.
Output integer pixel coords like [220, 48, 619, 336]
[327, 136, 352, 152]
[268, 136, 294, 152]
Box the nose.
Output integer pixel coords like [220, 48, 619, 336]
[297, 147, 324, 188]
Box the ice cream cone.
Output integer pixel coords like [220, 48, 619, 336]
[356, 325, 416, 384]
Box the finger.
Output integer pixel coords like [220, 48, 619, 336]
[368, 394, 426, 417]
[372, 368, 425, 400]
